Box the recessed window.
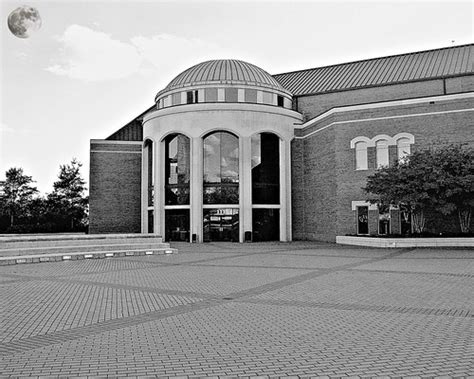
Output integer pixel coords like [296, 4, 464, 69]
[357, 206, 369, 234]
[355, 141, 368, 170]
[397, 137, 411, 161]
[378, 207, 390, 235]
[277, 95, 284, 107]
[376, 140, 389, 168]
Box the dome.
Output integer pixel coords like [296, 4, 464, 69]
[156, 59, 289, 98]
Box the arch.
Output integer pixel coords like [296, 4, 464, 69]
[143, 137, 155, 148]
[372, 134, 393, 145]
[159, 130, 192, 143]
[350, 136, 371, 148]
[200, 128, 241, 139]
[394, 132, 415, 144]
[250, 129, 285, 141]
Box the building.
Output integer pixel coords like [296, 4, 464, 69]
[90, 44, 474, 242]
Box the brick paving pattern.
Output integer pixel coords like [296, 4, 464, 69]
[0, 241, 473, 377]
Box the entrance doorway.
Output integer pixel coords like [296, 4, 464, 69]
[203, 208, 239, 242]
[165, 209, 190, 242]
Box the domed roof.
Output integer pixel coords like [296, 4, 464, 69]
[156, 59, 289, 98]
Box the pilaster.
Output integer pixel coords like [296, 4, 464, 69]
[191, 137, 203, 242]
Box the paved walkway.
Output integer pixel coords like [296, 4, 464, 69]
[0, 241, 473, 377]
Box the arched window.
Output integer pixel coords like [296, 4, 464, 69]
[397, 137, 411, 161]
[164, 134, 190, 205]
[144, 139, 154, 207]
[164, 134, 190, 242]
[251, 132, 280, 241]
[203, 131, 239, 242]
[144, 139, 154, 234]
[376, 140, 389, 168]
[203, 131, 239, 204]
[355, 141, 368, 170]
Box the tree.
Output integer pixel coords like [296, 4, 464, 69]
[364, 160, 431, 233]
[0, 168, 38, 227]
[425, 145, 474, 233]
[364, 144, 474, 234]
[47, 158, 88, 231]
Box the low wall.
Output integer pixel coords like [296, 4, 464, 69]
[336, 236, 474, 248]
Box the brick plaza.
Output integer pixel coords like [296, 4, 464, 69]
[0, 242, 473, 377]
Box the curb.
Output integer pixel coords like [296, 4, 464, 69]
[0, 248, 177, 266]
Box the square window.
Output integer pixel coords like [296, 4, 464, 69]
[172, 92, 181, 105]
[205, 88, 218, 102]
[245, 89, 257, 103]
[186, 91, 193, 104]
[277, 95, 284, 107]
[262, 91, 273, 104]
[225, 88, 238, 102]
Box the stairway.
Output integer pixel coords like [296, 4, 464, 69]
[0, 234, 176, 265]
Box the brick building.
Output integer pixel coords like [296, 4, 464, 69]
[90, 44, 474, 242]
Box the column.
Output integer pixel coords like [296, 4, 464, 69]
[141, 142, 148, 233]
[191, 137, 203, 242]
[279, 138, 291, 241]
[241, 136, 252, 242]
[153, 140, 163, 236]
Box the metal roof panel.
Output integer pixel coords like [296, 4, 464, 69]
[273, 44, 473, 96]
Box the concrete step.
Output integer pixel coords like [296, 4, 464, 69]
[0, 234, 176, 265]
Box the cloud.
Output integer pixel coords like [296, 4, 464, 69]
[131, 34, 224, 75]
[46, 25, 142, 81]
[46, 25, 230, 82]
[0, 123, 14, 133]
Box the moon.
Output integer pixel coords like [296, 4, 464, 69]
[7, 6, 42, 39]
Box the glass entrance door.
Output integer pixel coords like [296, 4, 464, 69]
[203, 209, 239, 242]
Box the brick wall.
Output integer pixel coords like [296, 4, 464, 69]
[291, 128, 337, 242]
[89, 141, 142, 234]
[296, 79, 445, 120]
[334, 97, 474, 237]
[293, 91, 474, 241]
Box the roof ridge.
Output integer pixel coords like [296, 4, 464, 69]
[272, 43, 473, 77]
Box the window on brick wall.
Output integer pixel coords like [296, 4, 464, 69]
[355, 141, 368, 170]
[376, 140, 389, 168]
[397, 137, 411, 161]
[357, 206, 369, 234]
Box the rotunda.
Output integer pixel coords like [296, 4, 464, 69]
[142, 59, 303, 242]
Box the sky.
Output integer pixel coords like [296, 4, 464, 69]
[0, 0, 472, 194]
